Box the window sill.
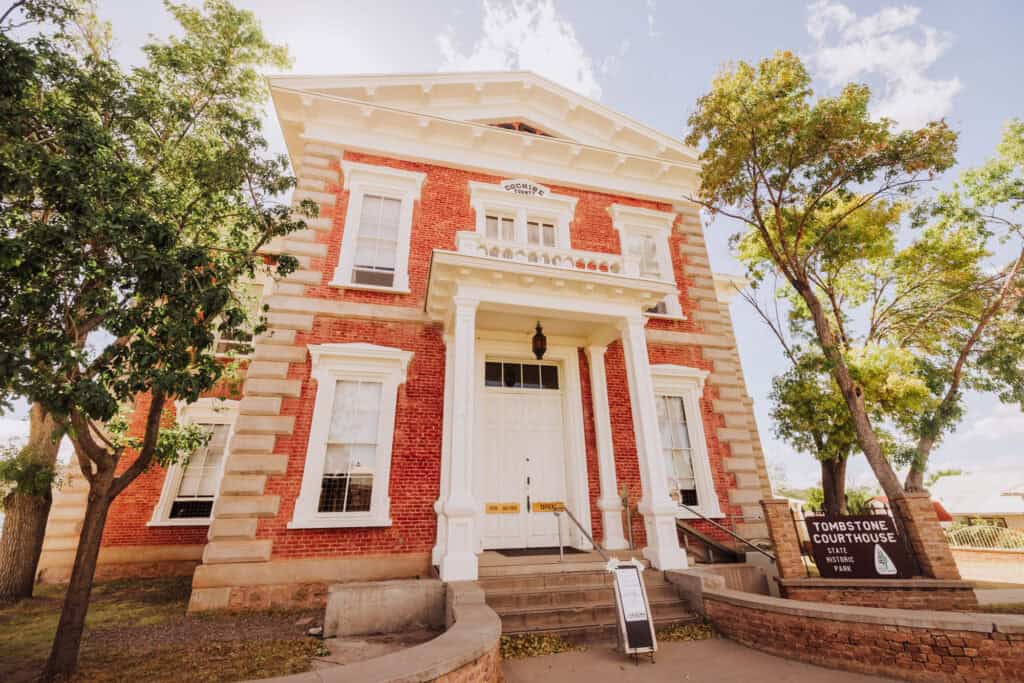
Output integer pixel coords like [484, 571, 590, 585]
[328, 280, 411, 295]
[147, 518, 211, 527]
[676, 507, 724, 520]
[287, 515, 393, 529]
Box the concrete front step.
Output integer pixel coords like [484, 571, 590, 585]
[485, 582, 679, 611]
[498, 599, 694, 634]
[505, 614, 701, 645]
[479, 568, 665, 592]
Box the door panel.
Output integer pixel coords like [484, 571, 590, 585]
[478, 367, 567, 550]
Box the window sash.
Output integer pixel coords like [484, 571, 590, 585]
[353, 195, 401, 283]
[526, 221, 556, 247]
[656, 395, 699, 505]
[176, 423, 229, 501]
[319, 380, 383, 513]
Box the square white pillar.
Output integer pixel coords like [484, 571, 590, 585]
[438, 297, 480, 581]
[618, 315, 688, 570]
[585, 345, 628, 551]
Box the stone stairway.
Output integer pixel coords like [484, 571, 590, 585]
[478, 552, 699, 643]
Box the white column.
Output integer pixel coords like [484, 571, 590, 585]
[439, 297, 480, 581]
[618, 314, 688, 570]
[585, 345, 628, 551]
[431, 334, 455, 566]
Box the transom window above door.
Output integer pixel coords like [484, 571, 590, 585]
[485, 361, 559, 390]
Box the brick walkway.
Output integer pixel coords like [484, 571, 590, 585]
[503, 637, 894, 682]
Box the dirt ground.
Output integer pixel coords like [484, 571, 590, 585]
[0, 576, 327, 682]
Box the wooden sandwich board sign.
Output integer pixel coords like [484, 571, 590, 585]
[607, 558, 657, 663]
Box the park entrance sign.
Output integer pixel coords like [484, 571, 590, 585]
[806, 515, 912, 579]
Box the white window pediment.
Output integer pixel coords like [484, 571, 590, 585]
[290, 343, 413, 529]
[149, 398, 238, 527]
[331, 162, 426, 294]
[650, 364, 721, 519]
[608, 204, 682, 318]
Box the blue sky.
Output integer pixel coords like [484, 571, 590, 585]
[4, 0, 1023, 490]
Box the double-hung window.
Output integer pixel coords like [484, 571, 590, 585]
[527, 220, 556, 247]
[608, 204, 682, 318]
[332, 162, 425, 293]
[650, 365, 722, 518]
[352, 195, 401, 288]
[290, 343, 413, 529]
[150, 399, 237, 526]
[485, 215, 515, 241]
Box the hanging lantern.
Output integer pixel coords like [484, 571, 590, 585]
[532, 321, 547, 360]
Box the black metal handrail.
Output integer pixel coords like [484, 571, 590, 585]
[677, 502, 776, 562]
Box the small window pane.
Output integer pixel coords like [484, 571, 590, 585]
[170, 500, 214, 519]
[522, 363, 541, 388]
[501, 217, 514, 241]
[485, 361, 502, 386]
[503, 363, 521, 387]
[542, 223, 556, 247]
[352, 268, 395, 287]
[541, 365, 558, 390]
[679, 489, 699, 507]
[486, 216, 498, 238]
[527, 222, 540, 244]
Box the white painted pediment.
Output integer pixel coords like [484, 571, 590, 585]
[267, 71, 696, 163]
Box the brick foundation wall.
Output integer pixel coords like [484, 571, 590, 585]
[779, 578, 979, 611]
[705, 589, 1024, 682]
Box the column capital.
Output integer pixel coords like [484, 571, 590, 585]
[452, 296, 479, 312]
[584, 344, 608, 360]
[616, 313, 647, 333]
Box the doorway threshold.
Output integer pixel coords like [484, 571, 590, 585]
[494, 546, 588, 558]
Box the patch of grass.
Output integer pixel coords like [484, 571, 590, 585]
[500, 633, 585, 659]
[656, 620, 715, 642]
[0, 576, 322, 682]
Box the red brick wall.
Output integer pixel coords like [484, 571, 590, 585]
[706, 592, 1024, 682]
[781, 582, 979, 611]
[101, 151, 746, 557]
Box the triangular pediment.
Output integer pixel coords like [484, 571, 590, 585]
[267, 71, 696, 163]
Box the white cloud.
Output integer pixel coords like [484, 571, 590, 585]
[436, 0, 603, 99]
[962, 402, 1024, 441]
[806, 1, 962, 129]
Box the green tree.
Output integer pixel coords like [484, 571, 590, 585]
[0, 1, 312, 678]
[683, 50, 959, 543]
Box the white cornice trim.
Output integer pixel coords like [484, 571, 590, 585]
[341, 160, 426, 195]
[308, 342, 414, 382]
[608, 203, 678, 234]
[650, 364, 710, 392]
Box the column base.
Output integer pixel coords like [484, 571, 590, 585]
[641, 503, 688, 570]
[439, 551, 478, 582]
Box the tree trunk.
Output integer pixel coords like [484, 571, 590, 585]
[0, 404, 60, 600]
[820, 457, 848, 517]
[41, 467, 113, 682]
[903, 436, 934, 492]
[795, 283, 906, 502]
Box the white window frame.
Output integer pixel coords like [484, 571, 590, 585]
[469, 181, 577, 248]
[650, 364, 722, 519]
[289, 343, 413, 529]
[608, 203, 683, 319]
[330, 161, 426, 294]
[148, 398, 238, 527]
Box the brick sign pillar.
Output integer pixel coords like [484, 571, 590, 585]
[891, 492, 962, 580]
[760, 498, 805, 579]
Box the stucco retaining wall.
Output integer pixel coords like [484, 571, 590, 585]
[951, 548, 1024, 585]
[704, 587, 1024, 682]
[265, 581, 502, 683]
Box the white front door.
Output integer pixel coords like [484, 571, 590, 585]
[478, 360, 567, 549]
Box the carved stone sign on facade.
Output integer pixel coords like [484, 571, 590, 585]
[500, 179, 549, 197]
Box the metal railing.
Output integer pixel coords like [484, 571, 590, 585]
[945, 525, 1024, 550]
[554, 506, 610, 563]
[677, 502, 775, 562]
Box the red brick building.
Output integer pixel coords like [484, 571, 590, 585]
[39, 72, 772, 609]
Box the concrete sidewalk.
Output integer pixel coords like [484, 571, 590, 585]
[975, 588, 1024, 605]
[503, 637, 894, 682]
